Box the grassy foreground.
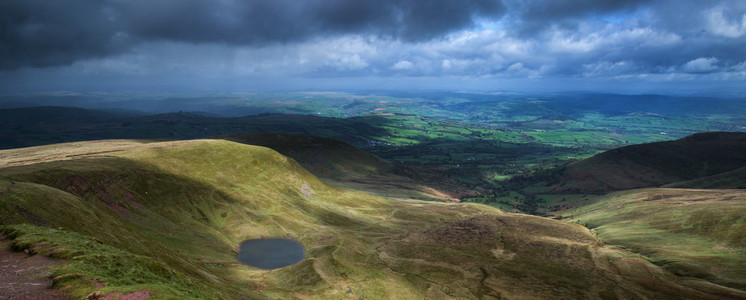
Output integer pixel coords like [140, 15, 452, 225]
[566, 188, 746, 298]
[0, 139, 742, 299]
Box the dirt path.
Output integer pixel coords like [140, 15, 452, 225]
[0, 237, 70, 300]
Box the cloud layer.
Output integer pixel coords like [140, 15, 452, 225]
[1, 0, 745, 92]
[0, 0, 503, 68]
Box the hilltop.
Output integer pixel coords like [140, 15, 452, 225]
[218, 132, 457, 201]
[1, 139, 741, 298]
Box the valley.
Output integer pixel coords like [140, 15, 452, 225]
[2, 92, 745, 208]
[4, 1, 746, 298]
[1, 92, 746, 299]
[2, 138, 745, 299]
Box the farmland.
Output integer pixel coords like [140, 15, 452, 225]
[2, 91, 745, 209]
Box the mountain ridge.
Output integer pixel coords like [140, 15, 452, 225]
[514, 132, 746, 195]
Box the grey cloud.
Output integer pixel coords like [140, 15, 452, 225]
[683, 57, 719, 73]
[0, 0, 130, 69]
[498, 0, 746, 77]
[0, 0, 504, 70]
[123, 0, 503, 43]
[3, 0, 745, 86]
[502, 0, 654, 36]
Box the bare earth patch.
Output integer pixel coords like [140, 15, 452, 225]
[103, 290, 151, 300]
[0, 237, 70, 299]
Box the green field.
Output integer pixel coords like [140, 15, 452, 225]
[2, 92, 745, 213]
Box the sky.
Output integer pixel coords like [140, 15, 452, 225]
[1, 0, 746, 95]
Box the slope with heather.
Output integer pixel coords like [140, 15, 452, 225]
[0, 139, 742, 299]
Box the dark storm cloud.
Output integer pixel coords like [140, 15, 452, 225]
[125, 0, 504, 43]
[2, 0, 745, 91]
[503, 0, 654, 35]
[0, 0, 130, 69]
[314, 0, 504, 40]
[0, 0, 504, 70]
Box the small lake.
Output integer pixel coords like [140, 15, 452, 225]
[236, 238, 306, 269]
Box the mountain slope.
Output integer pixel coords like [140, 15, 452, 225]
[565, 188, 746, 296]
[1, 139, 742, 299]
[522, 132, 746, 195]
[664, 165, 746, 189]
[218, 132, 403, 178]
[218, 132, 456, 201]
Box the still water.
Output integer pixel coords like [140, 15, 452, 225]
[236, 238, 305, 269]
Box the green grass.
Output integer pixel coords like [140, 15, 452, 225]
[1, 139, 744, 299]
[1, 224, 225, 299]
[565, 188, 746, 294]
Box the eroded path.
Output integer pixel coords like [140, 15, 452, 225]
[0, 237, 69, 300]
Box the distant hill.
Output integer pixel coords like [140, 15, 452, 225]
[514, 132, 746, 194]
[664, 165, 746, 189]
[0, 106, 385, 150]
[0, 106, 129, 148]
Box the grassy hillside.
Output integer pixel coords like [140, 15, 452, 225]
[1, 139, 743, 299]
[218, 132, 401, 179]
[565, 188, 746, 297]
[664, 166, 746, 189]
[218, 132, 458, 201]
[510, 132, 746, 196]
